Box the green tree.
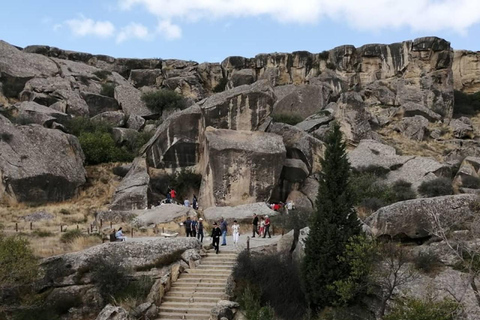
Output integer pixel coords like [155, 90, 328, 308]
[141, 89, 186, 115]
[0, 235, 38, 287]
[302, 123, 361, 310]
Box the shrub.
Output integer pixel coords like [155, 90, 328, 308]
[89, 256, 130, 303]
[100, 83, 116, 98]
[32, 230, 53, 237]
[234, 252, 307, 319]
[64, 117, 111, 137]
[413, 250, 443, 274]
[114, 275, 154, 303]
[384, 297, 461, 320]
[418, 177, 453, 197]
[77, 75, 90, 85]
[453, 90, 480, 116]
[79, 132, 134, 165]
[59, 208, 71, 215]
[272, 113, 304, 125]
[141, 89, 186, 115]
[319, 50, 330, 60]
[461, 175, 480, 189]
[93, 70, 112, 81]
[354, 165, 390, 178]
[0, 132, 13, 142]
[123, 130, 154, 156]
[0, 235, 39, 286]
[60, 229, 84, 243]
[360, 197, 386, 212]
[213, 78, 228, 93]
[391, 180, 416, 201]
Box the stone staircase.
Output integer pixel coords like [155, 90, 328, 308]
[156, 250, 238, 320]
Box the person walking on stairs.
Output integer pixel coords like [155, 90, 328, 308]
[232, 220, 240, 244]
[191, 217, 198, 238]
[197, 218, 204, 242]
[263, 215, 271, 238]
[220, 217, 228, 246]
[252, 213, 259, 237]
[211, 222, 222, 254]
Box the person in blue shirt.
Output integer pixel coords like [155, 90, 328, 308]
[115, 227, 126, 241]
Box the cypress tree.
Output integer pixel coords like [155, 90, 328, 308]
[302, 122, 361, 310]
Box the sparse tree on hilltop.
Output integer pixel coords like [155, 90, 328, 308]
[302, 122, 361, 310]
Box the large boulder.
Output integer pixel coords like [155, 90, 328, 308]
[203, 202, 276, 224]
[133, 205, 197, 227]
[96, 305, 131, 320]
[91, 111, 125, 127]
[110, 157, 149, 211]
[82, 92, 120, 117]
[286, 190, 313, 210]
[15, 101, 69, 127]
[453, 157, 480, 189]
[365, 194, 477, 240]
[268, 123, 325, 174]
[450, 117, 474, 139]
[394, 115, 429, 141]
[0, 115, 86, 203]
[199, 127, 286, 208]
[114, 84, 152, 117]
[272, 84, 331, 119]
[348, 139, 414, 171]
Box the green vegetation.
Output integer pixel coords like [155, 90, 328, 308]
[453, 90, 480, 116]
[60, 229, 84, 243]
[384, 297, 461, 320]
[461, 175, 480, 189]
[418, 177, 453, 197]
[93, 70, 112, 81]
[272, 113, 304, 125]
[213, 78, 228, 93]
[100, 83, 116, 98]
[319, 50, 330, 60]
[0, 132, 13, 143]
[413, 250, 443, 274]
[32, 230, 53, 238]
[89, 256, 130, 303]
[141, 89, 186, 115]
[0, 235, 38, 287]
[302, 122, 361, 310]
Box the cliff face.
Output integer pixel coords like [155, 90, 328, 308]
[453, 50, 480, 93]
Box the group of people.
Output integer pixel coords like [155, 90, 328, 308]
[166, 188, 176, 203]
[183, 216, 204, 242]
[252, 214, 271, 238]
[209, 218, 240, 254]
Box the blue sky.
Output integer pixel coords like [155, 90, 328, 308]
[1, 0, 480, 63]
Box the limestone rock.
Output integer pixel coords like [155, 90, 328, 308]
[15, 101, 69, 127]
[92, 111, 125, 127]
[82, 92, 119, 117]
[112, 127, 137, 145]
[277, 229, 295, 253]
[126, 115, 146, 131]
[453, 157, 480, 189]
[203, 202, 276, 224]
[450, 117, 474, 139]
[332, 92, 374, 142]
[286, 190, 313, 210]
[293, 227, 309, 261]
[268, 123, 325, 174]
[199, 128, 286, 208]
[395, 115, 429, 141]
[295, 112, 334, 133]
[110, 157, 149, 211]
[96, 304, 131, 320]
[114, 84, 152, 117]
[365, 194, 477, 240]
[228, 69, 255, 88]
[272, 84, 331, 119]
[348, 139, 414, 171]
[453, 50, 480, 93]
[129, 69, 163, 87]
[133, 205, 197, 227]
[400, 102, 442, 121]
[301, 176, 319, 205]
[282, 159, 309, 183]
[0, 115, 86, 203]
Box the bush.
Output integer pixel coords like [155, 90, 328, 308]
[418, 177, 453, 197]
[453, 90, 480, 116]
[413, 250, 443, 274]
[64, 117, 111, 137]
[272, 113, 304, 125]
[114, 275, 154, 303]
[141, 89, 186, 115]
[319, 51, 330, 60]
[59, 208, 71, 215]
[354, 165, 390, 178]
[32, 230, 53, 237]
[391, 180, 416, 201]
[93, 70, 112, 81]
[0, 132, 13, 143]
[234, 252, 307, 319]
[213, 78, 228, 93]
[100, 83, 116, 98]
[359, 197, 386, 212]
[123, 130, 153, 156]
[0, 235, 39, 286]
[461, 175, 480, 189]
[89, 256, 130, 302]
[60, 229, 84, 243]
[79, 132, 134, 165]
[384, 297, 461, 320]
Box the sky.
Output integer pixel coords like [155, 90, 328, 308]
[1, 0, 480, 63]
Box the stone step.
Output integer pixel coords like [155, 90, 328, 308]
[164, 296, 220, 303]
[161, 301, 217, 309]
[171, 286, 225, 293]
[167, 292, 224, 299]
[180, 274, 230, 279]
[172, 282, 226, 288]
[159, 305, 212, 314]
[175, 279, 227, 285]
[156, 311, 210, 320]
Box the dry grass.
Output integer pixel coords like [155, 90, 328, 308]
[0, 163, 123, 257]
[70, 235, 103, 252]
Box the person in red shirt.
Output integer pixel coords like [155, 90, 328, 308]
[263, 215, 271, 238]
[170, 189, 176, 200]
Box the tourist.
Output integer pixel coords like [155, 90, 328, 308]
[232, 220, 240, 245]
[192, 195, 198, 210]
[220, 217, 228, 246]
[259, 216, 265, 237]
[252, 213, 259, 238]
[197, 218, 204, 242]
[184, 198, 190, 207]
[191, 217, 198, 238]
[166, 189, 172, 204]
[115, 227, 127, 241]
[211, 222, 222, 254]
[263, 215, 271, 238]
[184, 217, 192, 237]
[170, 188, 177, 201]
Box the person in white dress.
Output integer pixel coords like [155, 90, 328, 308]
[232, 220, 240, 244]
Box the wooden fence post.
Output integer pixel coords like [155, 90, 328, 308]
[15, 223, 18, 232]
[60, 225, 63, 232]
[247, 236, 250, 252]
[100, 219, 103, 228]
[30, 222, 32, 230]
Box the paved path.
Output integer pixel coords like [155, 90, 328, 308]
[156, 250, 237, 320]
[129, 234, 282, 253]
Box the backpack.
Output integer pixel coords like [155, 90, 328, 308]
[109, 231, 117, 242]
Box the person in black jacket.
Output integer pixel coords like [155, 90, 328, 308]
[184, 217, 192, 237]
[211, 222, 222, 254]
[252, 213, 259, 237]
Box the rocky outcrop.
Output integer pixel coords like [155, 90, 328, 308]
[272, 84, 331, 119]
[15, 101, 69, 127]
[203, 202, 276, 224]
[132, 205, 197, 227]
[348, 139, 414, 171]
[92, 111, 125, 127]
[453, 157, 480, 189]
[450, 117, 474, 139]
[395, 115, 429, 141]
[199, 127, 286, 208]
[96, 305, 131, 320]
[0, 115, 86, 203]
[453, 50, 480, 93]
[365, 194, 477, 240]
[110, 157, 149, 211]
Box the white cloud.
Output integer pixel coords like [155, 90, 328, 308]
[53, 24, 62, 32]
[118, 0, 480, 34]
[117, 22, 153, 43]
[65, 16, 115, 38]
[157, 20, 182, 40]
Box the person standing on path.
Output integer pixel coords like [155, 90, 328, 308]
[191, 217, 198, 238]
[197, 218, 204, 242]
[211, 222, 222, 254]
[170, 188, 176, 202]
[252, 213, 259, 238]
[263, 215, 271, 238]
[184, 217, 192, 237]
[232, 220, 240, 244]
[192, 195, 198, 210]
[220, 217, 228, 246]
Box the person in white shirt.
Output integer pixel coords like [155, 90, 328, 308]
[232, 220, 240, 244]
[115, 227, 127, 241]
